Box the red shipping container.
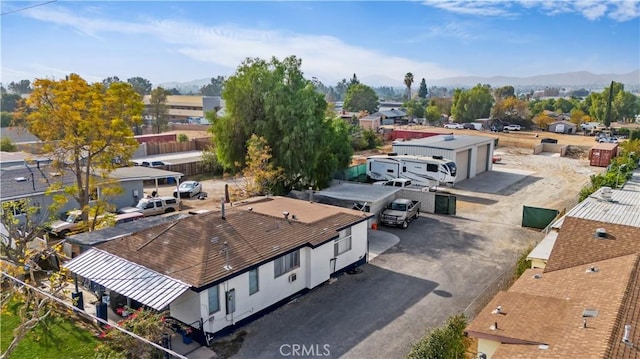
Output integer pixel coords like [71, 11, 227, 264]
[589, 143, 618, 167]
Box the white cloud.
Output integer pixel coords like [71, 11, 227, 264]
[17, 6, 464, 85]
[422, 0, 640, 21]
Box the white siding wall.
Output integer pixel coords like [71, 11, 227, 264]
[169, 221, 369, 334]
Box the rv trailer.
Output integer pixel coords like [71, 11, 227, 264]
[366, 153, 457, 186]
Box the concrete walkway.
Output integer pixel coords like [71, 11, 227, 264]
[367, 228, 399, 261]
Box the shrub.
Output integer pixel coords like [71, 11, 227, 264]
[0, 137, 17, 152]
[407, 313, 468, 359]
[177, 133, 189, 142]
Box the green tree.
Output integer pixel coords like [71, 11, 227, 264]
[605, 81, 614, 128]
[8, 79, 32, 94]
[200, 75, 225, 96]
[1, 111, 14, 127]
[451, 84, 493, 123]
[349, 73, 360, 87]
[335, 79, 348, 101]
[405, 98, 427, 119]
[25, 74, 143, 223]
[1, 85, 23, 112]
[126, 76, 153, 96]
[148, 87, 171, 133]
[177, 133, 188, 142]
[343, 83, 378, 113]
[404, 72, 414, 100]
[493, 85, 515, 100]
[425, 105, 442, 125]
[554, 98, 574, 114]
[214, 56, 350, 189]
[613, 89, 640, 122]
[418, 78, 428, 99]
[235, 134, 285, 198]
[102, 76, 121, 87]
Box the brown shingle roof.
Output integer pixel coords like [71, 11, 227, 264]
[544, 216, 640, 273]
[466, 254, 639, 358]
[96, 198, 369, 289]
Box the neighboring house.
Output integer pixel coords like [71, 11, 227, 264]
[142, 95, 222, 123]
[0, 126, 44, 153]
[359, 114, 382, 131]
[548, 120, 577, 134]
[466, 171, 640, 358]
[64, 196, 372, 340]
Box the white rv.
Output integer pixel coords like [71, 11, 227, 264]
[366, 154, 457, 186]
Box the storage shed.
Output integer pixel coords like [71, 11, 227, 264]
[548, 120, 577, 134]
[392, 135, 496, 182]
[589, 142, 618, 167]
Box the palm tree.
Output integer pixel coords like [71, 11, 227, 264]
[404, 72, 414, 101]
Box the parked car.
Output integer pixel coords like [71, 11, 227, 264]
[380, 198, 421, 229]
[444, 123, 464, 129]
[46, 210, 113, 237]
[118, 196, 179, 217]
[503, 124, 521, 131]
[141, 160, 168, 168]
[173, 181, 202, 198]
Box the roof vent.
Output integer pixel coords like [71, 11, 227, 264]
[623, 324, 633, 346]
[14, 177, 27, 182]
[490, 322, 498, 330]
[443, 135, 455, 141]
[585, 266, 599, 273]
[582, 309, 598, 317]
[538, 344, 549, 350]
[283, 211, 289, 219]
[387, 152, 398, 156]
[491, 306, 502, 315]
[595, 228, 607, 239]
[601, 186, 613, 200]
[533, 273, 542, 279]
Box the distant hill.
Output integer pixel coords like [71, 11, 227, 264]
[429, 70, 640, 89]
[162, 70, 639, 94]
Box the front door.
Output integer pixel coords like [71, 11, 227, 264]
[225, 289, 236, 315]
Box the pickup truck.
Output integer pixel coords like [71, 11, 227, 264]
[373, 178, 435, 191]
[380, 198, 421, 229]
[118, 196, 179, 217]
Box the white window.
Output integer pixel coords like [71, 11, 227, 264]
[249, 268, 259, 295]
[208, 285, 219, 314]
[334, 228, 352, 256]
[274, 250, 300, 277]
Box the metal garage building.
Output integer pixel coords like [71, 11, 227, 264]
[392, 134, 496, 183]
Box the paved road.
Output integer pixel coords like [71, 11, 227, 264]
[229, 214, 541, 359]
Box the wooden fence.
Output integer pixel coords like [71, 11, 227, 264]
[144, 137, 212, 156]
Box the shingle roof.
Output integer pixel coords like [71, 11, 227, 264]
[96, 197, 370, 289]
[0, 126, 40, 144]
[544, 217, 640, 273]
[467, 254, 639, 358]
[0, 165, 77, 200]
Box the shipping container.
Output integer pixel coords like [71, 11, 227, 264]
[589, 143, 618, 167]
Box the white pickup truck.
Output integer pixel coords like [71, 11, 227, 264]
[373, 178, 434, 191]
[118, 196, 179, 217]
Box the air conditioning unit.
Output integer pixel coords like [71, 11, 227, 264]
[288, 273, 297, 283]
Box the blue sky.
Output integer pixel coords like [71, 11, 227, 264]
[1, 1, 639, 87]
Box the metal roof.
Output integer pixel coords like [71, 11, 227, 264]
[527, 230, 558, 261]
[64, 248, 190, 310]
[108, 167, 183, 181]
[392, 134, 494, 150]
[316, 182, 400, 203]
[66, 213, 190, 246]
[566, 172, 640, 227]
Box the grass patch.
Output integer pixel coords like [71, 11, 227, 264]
[1, 300, 99, 359]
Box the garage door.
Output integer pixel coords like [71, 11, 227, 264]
[455, 150, 470, 182]
[475, 144, 490, 175]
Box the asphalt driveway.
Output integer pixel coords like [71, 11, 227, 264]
[228, 214, 541, 359]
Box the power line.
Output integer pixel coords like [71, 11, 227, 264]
[1, 272, 188, 359]
[1, 1, 58, 16]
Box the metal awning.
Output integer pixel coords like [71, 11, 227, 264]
[64, 248, 190, 311]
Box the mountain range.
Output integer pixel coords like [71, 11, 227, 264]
[161, 70, 640, 93]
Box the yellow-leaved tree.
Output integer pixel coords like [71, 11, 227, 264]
[24, 74, 143, 224]
[533, 113, 555, 130]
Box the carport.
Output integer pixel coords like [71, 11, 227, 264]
[309, 182, 400, 225]
[109, 167, 184, 205]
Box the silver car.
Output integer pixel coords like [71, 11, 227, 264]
[173, 181, 202, 198]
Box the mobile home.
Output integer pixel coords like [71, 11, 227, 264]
[366, 154, 457, 186]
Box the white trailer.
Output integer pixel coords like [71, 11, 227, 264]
[366, 154, 457, 186]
